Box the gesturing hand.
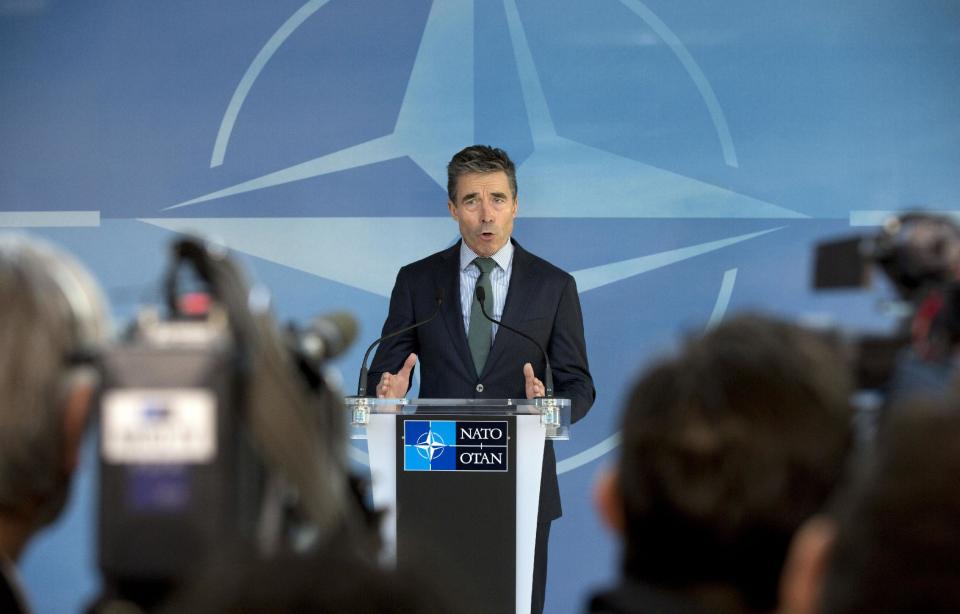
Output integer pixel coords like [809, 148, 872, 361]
[524, 362, 545, 399]
[377, 353, 417, 399]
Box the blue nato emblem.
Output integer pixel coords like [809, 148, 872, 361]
[404, 420, 456, 471]
[404, 420, 509, 472]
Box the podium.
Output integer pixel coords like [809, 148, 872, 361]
[348, 397, 571, 614]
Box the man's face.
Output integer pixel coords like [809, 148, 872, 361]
[448, 170, 518, 257]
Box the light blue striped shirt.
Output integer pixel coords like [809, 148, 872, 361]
[459, 240, 514, 340]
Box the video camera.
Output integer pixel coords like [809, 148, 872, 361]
[94, 236, 368, 610]
[813, 211, 960, 390]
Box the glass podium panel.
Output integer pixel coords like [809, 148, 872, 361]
[345, 396, 571, 440]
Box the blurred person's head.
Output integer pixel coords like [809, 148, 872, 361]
[807, 402, 960, 614]
[595, 314, 853, 613]
[0, 233, 109, 562]
[161, 543, 453, 614]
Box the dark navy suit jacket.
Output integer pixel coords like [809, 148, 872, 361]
[368, 239, 595, 521]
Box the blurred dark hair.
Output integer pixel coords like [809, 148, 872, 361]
[617, 314, 853, 612]
[160, 540, 454, 614]
[820, 400, 960, 614]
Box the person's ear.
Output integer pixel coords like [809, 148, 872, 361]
[779, 515, 836, 614]
[448, 200, 458, 220]
[593, 466, 625, 534]
[61, 369, 97, 474]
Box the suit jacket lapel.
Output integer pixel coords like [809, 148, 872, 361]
[439, 241, 476, 377]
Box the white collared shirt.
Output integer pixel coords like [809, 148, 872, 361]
[459, 240, 514, 340]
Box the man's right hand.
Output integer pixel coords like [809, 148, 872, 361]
[377, 353, 417, 399]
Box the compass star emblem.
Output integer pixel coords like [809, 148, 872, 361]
[415, 430, 447, 462]
[146, 0, 805, 475]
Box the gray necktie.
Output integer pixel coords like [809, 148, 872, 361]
[468, 257, 496, 376]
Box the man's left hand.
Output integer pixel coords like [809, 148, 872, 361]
[523, 362, 545, 399]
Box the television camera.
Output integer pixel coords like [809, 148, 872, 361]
[814, 211, 960, 392]
[94, 235, 371, 611]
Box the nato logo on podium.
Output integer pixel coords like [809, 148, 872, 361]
[404, 420, 509, 472]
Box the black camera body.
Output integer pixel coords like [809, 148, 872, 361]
[91, 236, 368, 611]
[97, 309, 266, 600]
[813, 212, 960, 390]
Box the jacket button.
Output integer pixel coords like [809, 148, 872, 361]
[476, 383, 484, 393]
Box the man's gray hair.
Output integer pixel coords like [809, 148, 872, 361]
[0, 234, 109, 523]
[446, 145, 518, 203]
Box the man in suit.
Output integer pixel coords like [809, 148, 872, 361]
[368, 144, 595, 614]
[0, 234, 110, 613]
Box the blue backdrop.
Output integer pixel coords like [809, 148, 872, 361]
[2, 1, 958, 611]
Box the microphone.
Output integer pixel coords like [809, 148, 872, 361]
[356, 288, 444, 396]
[475, 286, 553, 397]
[292, 311, 359, 363]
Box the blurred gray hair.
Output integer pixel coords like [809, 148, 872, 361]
[0, 233, 109, 523]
